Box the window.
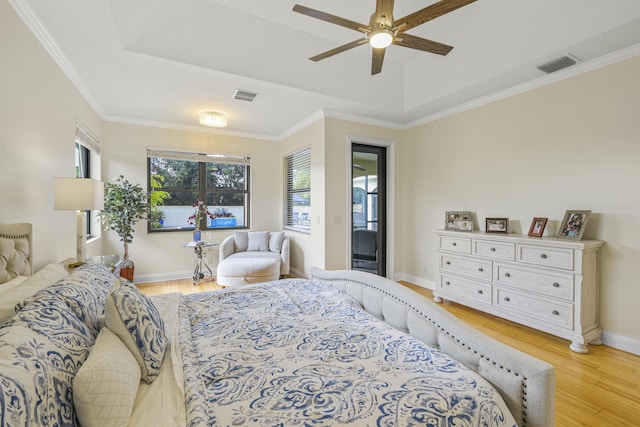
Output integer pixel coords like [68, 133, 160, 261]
[284, 147, 311, 232]
[74, 120, 101, 237]
[147, 149, 250, 232]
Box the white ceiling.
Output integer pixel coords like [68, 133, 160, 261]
[11, 0, 640, 139]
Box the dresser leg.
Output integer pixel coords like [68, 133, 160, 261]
[433, 295, 443, 303]
[569, 342, 589, 354]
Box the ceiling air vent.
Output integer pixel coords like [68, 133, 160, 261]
[233, 89, 258, 102]
[537, 54, 580, 74]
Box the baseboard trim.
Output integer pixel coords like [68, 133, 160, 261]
[601, 331, 640, 356]
[135, 270, 193, 284]
[393, 273, 436, 290]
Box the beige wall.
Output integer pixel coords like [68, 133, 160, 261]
[0, 0, 103, 269]
[102, 123, 281, 281]
[400, 55, 640, 352]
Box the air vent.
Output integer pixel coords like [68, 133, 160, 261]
[233, 89, 258, 102]
[537, 55, 580, 74]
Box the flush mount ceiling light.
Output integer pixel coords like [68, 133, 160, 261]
[198, 111, 228, 128]
[369, 27, 394, 49]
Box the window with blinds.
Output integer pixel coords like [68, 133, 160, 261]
[146, 148, 250, 232]
[283, 147, 311, 232]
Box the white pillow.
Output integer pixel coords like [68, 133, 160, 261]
[105, 279, 167, 384]
[73, 327, 141, 427]
[0, 262, 69, 324]
[247, 231, 270, 251]
[269, 232, 285, 253]
[234, 231, 248, 252]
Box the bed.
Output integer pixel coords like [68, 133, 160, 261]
[0, 223, 555, 426]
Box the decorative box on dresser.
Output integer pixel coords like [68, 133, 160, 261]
[434, 229, 604, 353]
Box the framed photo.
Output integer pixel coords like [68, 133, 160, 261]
[528, 217, 548, 237]
[486, 218, 509, 233]
[557, 210, 591, 240]
[445, 211, 472, 231]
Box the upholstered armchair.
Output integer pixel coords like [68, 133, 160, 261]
[217, 231, 290, 286]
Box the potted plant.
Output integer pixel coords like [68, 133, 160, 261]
[100, 175, 148, 280]
[211, 207, 236, 228]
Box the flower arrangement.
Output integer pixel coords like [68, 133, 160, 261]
[188, 200, 215, 230]
[211, 207, 234, 218]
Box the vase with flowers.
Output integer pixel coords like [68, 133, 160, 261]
[188, 200, 215, 241]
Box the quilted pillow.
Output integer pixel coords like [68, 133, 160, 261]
[105, 279, 167, 384]
[74, 327, 141, 427]
[248, 231, 270, 251]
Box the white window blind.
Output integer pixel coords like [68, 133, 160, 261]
[283, 147, 311, 231]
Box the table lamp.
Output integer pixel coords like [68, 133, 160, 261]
[53, 177, 104, 263]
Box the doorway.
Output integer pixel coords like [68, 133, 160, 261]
[351, 143, 386, 276]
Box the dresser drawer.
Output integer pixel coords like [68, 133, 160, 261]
[518, 244, 574, 270]
[439, 274, 491, 304]
[438, 236, 472, 254]
[440, 254, 492, 281]
[494, 263, 575, 301]
[473, 240, 515, 261]
[494, 287, 574, 330]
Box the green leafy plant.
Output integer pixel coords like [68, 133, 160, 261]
[100, 175, 148, 260]
[212, 207, 234, 218]
[149, 174, 170, 229]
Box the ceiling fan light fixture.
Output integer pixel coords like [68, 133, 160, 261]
[198, 110, 228, 128]
[369, 28, 393, 48]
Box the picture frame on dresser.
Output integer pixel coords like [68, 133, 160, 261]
[485, 217, 509, 233]
[557, 210, 591, 240]
[528, 217, 548, 237]
[445, 211, 472, 231]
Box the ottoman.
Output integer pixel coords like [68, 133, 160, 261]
[217, 257, 280, 287]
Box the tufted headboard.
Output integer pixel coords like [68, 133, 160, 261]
[0, 223, 33, 284]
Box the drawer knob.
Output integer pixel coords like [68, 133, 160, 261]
[452, 242, 457, 246]
[504, 297, 510, 302]
[540, 253, 547, 259]
[477, 290, 483, 294]
[445, 261, 451, 265]
[552, 310, 559, 316]
[445, 281, 451, 286]
[504, 272, 511, 278]
[478, 267, 484, 272]
[552, 282, 560, 288]
[490, 247, 496, 252]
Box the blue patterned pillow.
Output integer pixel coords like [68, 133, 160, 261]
[105, 279, 167, 384]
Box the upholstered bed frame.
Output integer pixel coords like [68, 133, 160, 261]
[0, 222, 33, 283]
[0, 223, 554, 426]
[311, 267, 555, 427]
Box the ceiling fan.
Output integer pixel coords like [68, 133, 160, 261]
[292, 0, 477, 75]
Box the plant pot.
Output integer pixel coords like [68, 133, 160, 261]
[211, 218, 237, 228]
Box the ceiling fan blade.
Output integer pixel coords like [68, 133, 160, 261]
[394, 0, 476, 32]
[371, 0, 394, 26]
[293, 4, 370, 33]
[371, 47, 386, 75]
[310, 38, 369, 62]
[393, 33, 453, 56]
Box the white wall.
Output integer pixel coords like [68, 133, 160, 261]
[102, 123, 281, 282]
[0, 0, 103, 269]
[400, 55, 640, 354]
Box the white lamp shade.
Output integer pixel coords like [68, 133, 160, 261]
[54, 178, 104, 210]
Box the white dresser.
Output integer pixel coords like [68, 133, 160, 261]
[434, 230, 603, 353]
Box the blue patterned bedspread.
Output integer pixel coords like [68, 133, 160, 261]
[178, 279, 517, 427]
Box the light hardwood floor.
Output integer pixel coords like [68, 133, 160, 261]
[137, 277, 640, 427]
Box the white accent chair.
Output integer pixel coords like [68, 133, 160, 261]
[217, 231, 290, 287]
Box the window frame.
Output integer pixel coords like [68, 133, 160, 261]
[283, 147, 311, 233]
[146, 149, 251, 233]
[74, 120, 101, 239]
